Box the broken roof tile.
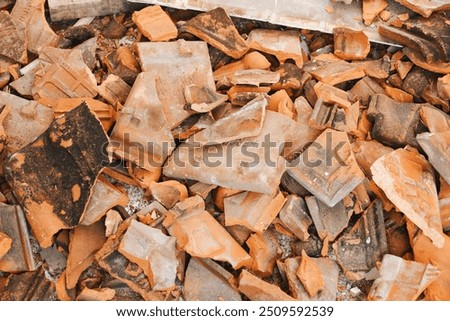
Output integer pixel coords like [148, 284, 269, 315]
[367, 94, 427, 149]
[0, 11, 27, 64]
[224, 191, 286, 232]
[238, 270, 295, 301]
[163, 208, 252, 269]
[0, 92, 54, 154]
[97, 74, 131, 107]
[305, 196, 352, 242]
[246, 230, 282, 277]
[351, 139, 394, 177]
[333, 27, 370, 60]
[247, 29, 303, 67]
[296, 251, 325, 297]
[287, 129, 365, 207]
[119, 219, 177, 290]
[362, 0, 388, 25]
[0, 204, 35, 273]
[77, 287, 116, 301]
[279, 195, 312, 241]
[4, 103, 109, 248]
[184, 8, 249, 59]
[393, 0, 450, 18]
[268, 90, 295, 119]
[334, 200, 388, 274]
[349, 76, 385, 105]
[368, 254, 440, 300]
[105, 210, 123, 237]
[309, 60, 365, 85]
[11, 0, 62, 54]
[136, 40, 216, 128]
[110, 72, 175, 171]
[80, 176, 129, 226]
[66, 221, 106, 289]
[314, 81, 351, 109]
[417, 131, 450, 185]
[0, 232, 11, 259]
[133, 5, 177, 41]
[184, 257, 241, 301]
[371, 147, 445, 248]
[48, 0, 130, 21]
[103, 46, 140, 85]
[188, 95, 266, 146]
[230, 69, 280, 87]
[149, 180, 188, 209]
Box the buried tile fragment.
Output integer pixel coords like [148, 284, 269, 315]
[393, 0, 450, 18]
[280, 256, 339, 300]
[333, 27, 370, 60]
[287, 129, 365, 207]
[230, 69, 280, 87]
[80, 176, 129, 226]
[279, 195, 312, 241]
[305, 196, 352, 242]
[184, 257, 241, 301]
[4, 103, 109, 248]
[238, 270, 295, 301]
[246, 230, 282, 277]
[367, 94, 427, 149]
[334, 200, 388, 275]
[309, 61, 365, 85]
[77, 287, 116, 301]
[0, 232, 11, 259]
[149, 180, 188, 209]
[136, 40, 215, 128]
[224, 191, 286, 233]
[119, 220, 177, 290]
[247, 29, 303, 67]
[184, 8, 249, 59]
[188, 182, 217, 199]
[0, 11, 27, 64]
[371, 147, 445, 248]
[188, 95, 266, 146]
[163, 207, 252, 269]
[0, 92, 54, 154]
[133, 5, 177, 41]
[408, 224, 450, 300]
[0, 204, 35, 272]
[97, 74, 131, 107]
[11, 0, 62, 54]
[105, 210, 123, 237]
[66, 221, 106, 289]
[440, 178, 450, 231]
[164, 110, 300, 195]
[416, 131, 450, 185]
[296, 251, 324, 297]
[368, 254, 440, 301]
[110, 72, 175, 171]
[0, 266, 56, 300]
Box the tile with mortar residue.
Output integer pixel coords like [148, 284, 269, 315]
[0, 92, 54, 155]
[0, 11, 27, 64]
[371, 147, 445, 248]
[184, 8, 249, 59]
[4, 103, 109, 248]
[184, 257, 241, 301]
[287, 128, 365, 207]
[230, 69, 280, 87]
[164, 109, 303, 195]
[119, 220, 177, 291]
[136, 40, 216, 129]
[163, 208, 252, 269]
[368, 254, 440, 300]
[110, 72, 175, 172]
[47, 0, 130, 21]
[80, 176, 129, 226]
[0, 204, 35, 273]
[11, 0, 62, 54]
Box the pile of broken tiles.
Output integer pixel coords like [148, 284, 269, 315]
[0, 0, 449, 301]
